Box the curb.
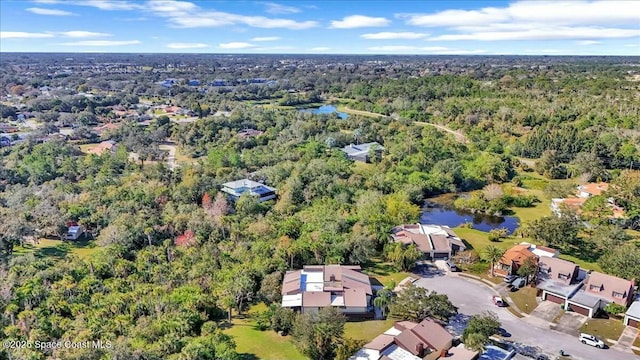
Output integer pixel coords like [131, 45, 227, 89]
[457, 273, 530, 318]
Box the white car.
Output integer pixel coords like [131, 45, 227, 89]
[579, 333, 605, 348]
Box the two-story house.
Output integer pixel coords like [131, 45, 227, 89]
[281, 265, 373, 316]
[566, 271, 635, 318]
[536, 257, 584, 309]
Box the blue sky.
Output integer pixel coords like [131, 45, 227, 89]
[1, 0, 639, 55]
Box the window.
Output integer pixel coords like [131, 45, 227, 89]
[612, 291, 625, 299]
[558, 273, 570, 280]
[589, 284, 603, 291]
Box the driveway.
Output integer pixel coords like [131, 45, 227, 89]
[530, 301, 563, 323]
[552, 312, 587, 336]
[412, 270, 639, 360]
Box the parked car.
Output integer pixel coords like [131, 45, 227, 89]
[579, 333, 605, 348]
[504, 274, 518, 283]
[510, 277, 526, 291]
[492, 295, 506, 307]
[445, 260, 459, 272]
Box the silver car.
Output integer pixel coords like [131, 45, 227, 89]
[579, 333, 605, 348]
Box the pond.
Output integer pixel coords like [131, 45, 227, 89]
[299, 105, 349, 119]
[420, 196, 520, 234]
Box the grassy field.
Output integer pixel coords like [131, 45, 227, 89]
[452, 227, 520, 252]
[507, 287, 538, 314]
[78, 143, 96, 154]
[579, 318, 626, 343]
[222, 304, 305, 360]
[13, 238, 98, 259]
[361, 257, 410, 288]
[344, 318, 396, 342]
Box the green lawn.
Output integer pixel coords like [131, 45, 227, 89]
[507, 287, 538, 314]
[13, 238, 98, 259]
[453, 227, 602, 271]
[344, 318, 396, 342]
[452, 227, 520, 252]
[557, 254, 602, 272]
[580, 318, 626, 342]
[79, 143, 96, 154]
[222, 304, 305, 360]
[361, 257, 410, 288]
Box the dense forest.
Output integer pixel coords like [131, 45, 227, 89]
[1, 54, 639, 359]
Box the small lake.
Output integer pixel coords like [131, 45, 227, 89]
[420, 195, 520, 234]
[299, 105, 349, 119]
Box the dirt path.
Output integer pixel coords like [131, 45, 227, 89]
[159, 142, 177, 170]
[414, 121, 469, 144]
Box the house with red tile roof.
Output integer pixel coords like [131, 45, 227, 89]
[494, 244, 537, 277]
[281, 265, 372, 315]
[87, 140, 118, 155]
[577, 182, 609, 198]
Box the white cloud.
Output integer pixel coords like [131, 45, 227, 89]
[263, 2, 300, 14]
[399, 7, 508, 27]
[310, 47, 330, 51]
[367, 45, 486, 54]
[26, 7, 76, 16]
[251, 36, 281, 42]
[624, 43, 639, 47]
[399, 1, 640, 42]
[429, 27, 640, 41]
[60, 31, 111, 38]
[59, 40, 141, 46]
[577, 40, 601, 45]
[219, 42, 256, 49]
[167, 42, 209, 49]
[330, 15, 390, 29]
[144, 1, 317, 29]
[0, 31, 55, 39]
[79, 0, 142, 11]
[361, 32, 428, 40]
[400, 1, 640, 27]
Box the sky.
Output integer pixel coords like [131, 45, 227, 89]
[0, 0, 639, 55]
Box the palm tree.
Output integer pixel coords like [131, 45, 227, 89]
[482, 245, 505, 277]
[373, 288, 393, 318]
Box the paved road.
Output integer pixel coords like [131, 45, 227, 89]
[413, 267, 639, 360]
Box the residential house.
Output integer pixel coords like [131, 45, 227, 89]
[351, 319, 459, 360]
[281, 265, 373, 315]
[536, 257, 584, 308]
[220, 179, 276, 202]
[64, 225, 84, 240]
[551, 182, 625, 221]
[577, 182, 609, 198]
[87, 140, 118, 155]
[624, 298, 640, 328]
[92, 123, 120, 135]
[391, 224, 466, 260]
[340, 142, 384, 163]
[524, 243, 559, 258]
[567, 272, 635, 317]
[494, 244, 537, 277]
[551, 197, 586, 216]
[188, 79, 201, 86]
[237, 129, 264, 139]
